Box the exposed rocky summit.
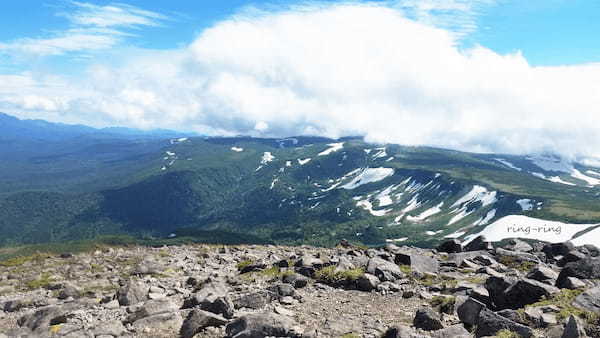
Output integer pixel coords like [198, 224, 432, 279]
[0, 239, 599, 337]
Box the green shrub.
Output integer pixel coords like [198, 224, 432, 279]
[25, 272, 53, 290]
[314, 266, 364, 284]
[495, 329, 521, 338]
[236, 260, 253, 271]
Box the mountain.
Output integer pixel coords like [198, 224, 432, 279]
[0, 112, 193, 142]
[1, 113, 600, 248]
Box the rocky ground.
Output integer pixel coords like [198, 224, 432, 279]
[0, 236, 599, 337]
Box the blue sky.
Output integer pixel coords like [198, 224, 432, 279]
[1, 0, 598, 69]
[1, 0, 600, 159]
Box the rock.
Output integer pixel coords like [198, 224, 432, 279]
[267, 283, 295, 297]
[274, 305, 295, 317]
[116, 280, 148, 306]
[557, 258, 600, 287]
[562, 315, 587, 338]
[383, 325, 429, 338]
[463, 236, 493, 252]
[562, 277, 587, 290]
[133, 260, 162, 275]
[437, 239, 462, 253]
[131, 311, 184, 332]
[239, 261, 267, 274]
[559, 251, 587, 267]
[431, 324, 471, 338]
[474, 309, 533, 338]
[485, 276, 517, 310]
[183, 282, 235, 319]
[503, 278, 560, 309]
[583, 244, 600, 257]
[282, 273, 309, 289]
[57, 283, 81, 300]
[522, 307, 557, 328]
[527, 265, 559, 284]
[504, 239, 534, 252]
[366, 258, 405, 282]
[3, 299, 31, 312]
[573, 286, 600, 313]
[92, 320, 127, 337]
[394, 253, 439, 274]
[180, 309, 228, 338]
[356, 273, 380, 291]
[127, 299, 179, 323]
[18, 303, 78, 331]
[543, 242, 575, 259]
[234, 290, 277, 310]
[225, 312, 304, 338]
[413, 307, 444, 331]
[457, 297, 486, 327]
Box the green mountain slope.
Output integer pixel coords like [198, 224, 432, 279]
[1, 134, 599, 248]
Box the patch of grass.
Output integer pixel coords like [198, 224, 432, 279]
[25, 272, 54, 290]
[497, 256, 536, 272]
[429, 295, 456, 314]
[236, 260, 253, 271]
[50, 324, 62, 334]
[399, 265, 412, 274]
[0, 252, 51, 267]
[418, 274, 458, 288]
[527, 289, 599, 323]
[314, 266, 365, 284]
[340, 333, 360, 338]
[465, 276, 487, 284]
[495, 329, 520, 338]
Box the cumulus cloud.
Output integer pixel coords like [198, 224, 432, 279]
[1, 3, 600, 160]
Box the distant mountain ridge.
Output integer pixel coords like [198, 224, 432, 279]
[0, 112, 194, 141]
[0, 112, 599, 249]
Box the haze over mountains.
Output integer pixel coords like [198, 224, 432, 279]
[1, 112, 599, 249]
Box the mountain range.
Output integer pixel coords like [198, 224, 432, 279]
[1, 112, 600, 248]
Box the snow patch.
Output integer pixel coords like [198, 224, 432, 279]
[572, 226, 600, 247]
[261, 152, 275, 164]
[386, 237, 408, 243]
[494, 158, 522, 171]
[298, 158, 311, 165]
[548, 176, 576, 186]
[356, 200, 391, 217]
[444, 231, 466, 239]
[474, 209, 496, 226]
[516, 199, 533, 211]
[341, 168, 394, 189]
[406, 202, 443, 222]
[318, 142, 344, 156]
[587, 170, 600, 177]
[452, 186, 497, 208]
[466, 215, 598, 244]
[571, 169, 600, 186]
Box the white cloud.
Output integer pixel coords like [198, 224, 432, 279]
[61, 1, 167, 28]
[2, 3, 600, 160]
[0, 2, 168, 57]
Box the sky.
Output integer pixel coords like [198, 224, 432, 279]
[1, 0, 600, 160]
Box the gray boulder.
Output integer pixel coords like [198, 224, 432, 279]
[475, 309, 533, 338]
[561, 315, 587, 338]
[225, 312, 304, 338]
[366, 258, 405, 282]
[180, 309, 228, 338]
[557, 258, 600, 287]
[116, 280, 148, 306]
[573, 286, 600, 313]
[413, 307, 444, 331]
